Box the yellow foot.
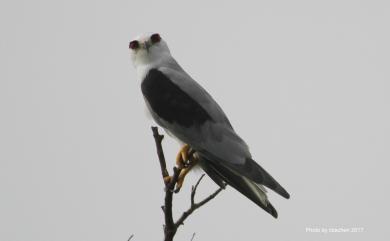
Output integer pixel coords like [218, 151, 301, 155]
[175, 157, 199, 192]
[174, 144, 198, 192]
[175, 167, 192, 192]
[176, 144, 191, 168]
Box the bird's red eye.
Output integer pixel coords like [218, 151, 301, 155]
[129, 40, 139, 50]
[150, 33, 161, 44]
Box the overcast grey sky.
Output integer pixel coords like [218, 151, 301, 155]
[1, 0, 389, 240]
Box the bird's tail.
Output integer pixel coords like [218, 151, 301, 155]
[199, 157, 279, 218]
[244, 158, 290, 199]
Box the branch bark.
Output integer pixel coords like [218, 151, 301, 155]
[151, 126, 223, 241]
[127, 234, 134, 241]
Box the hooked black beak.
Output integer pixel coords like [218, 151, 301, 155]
[144, 41, 151, 51]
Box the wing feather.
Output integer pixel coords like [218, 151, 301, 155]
[142, 65, 290, 203]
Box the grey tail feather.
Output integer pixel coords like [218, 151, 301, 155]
[199, 150, 290, 199]
[199, 158, 278, 218]
[224, 157, 290, 199]
[199, 158, 226, 189]
[247, 158, 290, 199]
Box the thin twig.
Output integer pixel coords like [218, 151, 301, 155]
[190, 232, 196, 241]
[127, 234, 134, 241]
[191, 174, 205, 206]
[151, 126, 170, 182]
[175, 175, 223, 228]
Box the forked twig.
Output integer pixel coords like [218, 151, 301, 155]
[175, 174, 223, 227]
[151, 126, 223, 241]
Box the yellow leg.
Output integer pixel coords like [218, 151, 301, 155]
[176, 144, 190, 168]
[175, 156, 199, 191]
[164, 144, 191, 185]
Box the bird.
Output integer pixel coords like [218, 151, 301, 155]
[129, 32, 290, 218]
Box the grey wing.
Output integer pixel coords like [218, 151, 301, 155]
[159, 65, 233, 127]
[156, 66, 290, 199]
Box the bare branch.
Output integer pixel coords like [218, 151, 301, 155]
[175, 175, 223, 228]
[191, 174, 205, 206]
[151, 126, 223, 241]
[151, 126, 170, 182]
[127, 234, 134, 241]
[163, 166, 182, 241]
[195, 185, 224, 208]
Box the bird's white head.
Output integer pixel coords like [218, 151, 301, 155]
[129, 32, 171, 68]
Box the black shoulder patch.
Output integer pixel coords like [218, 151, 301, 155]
[141, 69, 213, 127]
